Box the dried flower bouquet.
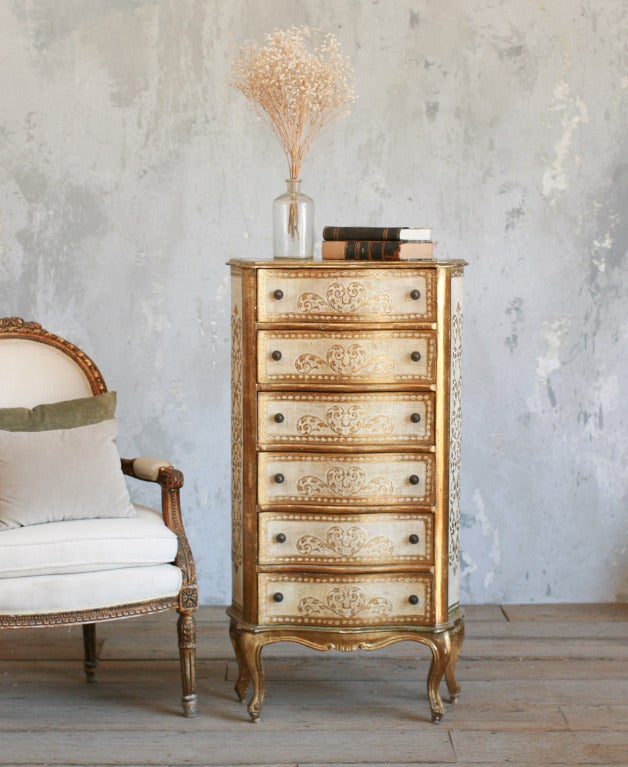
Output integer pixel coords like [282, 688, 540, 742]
[231, 26, 355, 181]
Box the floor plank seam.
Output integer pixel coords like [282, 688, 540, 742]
[3, 603, 628, 766]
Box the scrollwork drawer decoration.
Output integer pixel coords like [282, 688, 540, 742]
[258, 392, 435, 447]
[258, 573, 434, 627]
[257, 330, 436, 386]
[258, 512, 434, 566]
[258, 453, 435, 507]
[257, 269, 436, 323]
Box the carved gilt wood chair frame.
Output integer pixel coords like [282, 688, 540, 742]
[0, 317, 198, 716]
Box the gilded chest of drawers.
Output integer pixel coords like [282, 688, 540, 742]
[228, 258, 465, 722]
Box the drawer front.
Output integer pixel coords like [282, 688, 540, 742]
[258, 573, 434, 626]
[257, 268, 436, 323]
[258, 392, 435, 448]
[258, 453, 435, 507]
[259, 512, 434, 566]
[258, 331, 436, 386]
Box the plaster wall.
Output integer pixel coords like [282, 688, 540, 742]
[0, 0, 626, 604]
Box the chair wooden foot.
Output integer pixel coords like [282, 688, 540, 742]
[177, 610, 197, 717]
[82, 623, 98, 683]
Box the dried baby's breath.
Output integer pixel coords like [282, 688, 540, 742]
[231, 26, 355, 179]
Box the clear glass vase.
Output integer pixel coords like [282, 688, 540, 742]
[273, 179, 314, 260]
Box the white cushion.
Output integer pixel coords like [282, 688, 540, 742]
[0, 505, 178, 578]
[0, 564, 183, 615]
[0, 339, 92, 408]
[0, 418, 135, 530]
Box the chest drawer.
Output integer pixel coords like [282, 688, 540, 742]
[259, 512, 434, 566]
[258, 453, 435, 507]
[257, 268, 436, 323]
[258, 573, 434, 627]
[258, 331, 436, 386]
[258, 392, 435, 448]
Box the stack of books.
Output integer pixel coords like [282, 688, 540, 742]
[321, 226, 434, 261]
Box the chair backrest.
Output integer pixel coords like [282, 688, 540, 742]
[0, 318, 107, 408]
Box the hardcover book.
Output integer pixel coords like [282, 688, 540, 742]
[323, 226, 432, 242]
[322, 239, 435, 261]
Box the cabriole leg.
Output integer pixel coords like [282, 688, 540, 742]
[229, 619, 251, 703]
[426, 636, 448, 723]
[445, 621, 464, 703]
[239, 630, 265, 723]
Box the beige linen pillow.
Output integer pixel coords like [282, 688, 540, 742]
[0, 394, 135, 530]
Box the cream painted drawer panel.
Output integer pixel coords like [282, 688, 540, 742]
[258, 453, 435, 507]
[258, 573, 434, 627]
[258, 392, 435, 448]
[259, 512, 434, 566]
[258, 331, 436, 386]
[257, 268, 436, 323]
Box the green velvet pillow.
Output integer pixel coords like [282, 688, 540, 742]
[0, 391, 117, 432]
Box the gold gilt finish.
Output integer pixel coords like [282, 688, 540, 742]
[228, 258, 465, 723]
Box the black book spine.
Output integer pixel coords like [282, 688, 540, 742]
[324, 227, 405, 241]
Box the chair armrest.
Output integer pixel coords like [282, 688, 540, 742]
[121, 456, 196, 604]
[121, 457, 183, 489]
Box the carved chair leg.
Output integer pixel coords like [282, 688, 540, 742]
[82, 623, 98, 683]
[177, 610, 197, 718]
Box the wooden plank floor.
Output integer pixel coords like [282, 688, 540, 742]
[0, 603, 626, 766]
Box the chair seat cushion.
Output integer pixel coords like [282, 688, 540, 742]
[0, 505, 178, 578]
[0, 564, 183, 615]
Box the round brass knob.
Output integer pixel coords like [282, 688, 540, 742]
[410, 351, 422, 362]
[409, 534, 420, 544]
[273, 289, 284, 300]
[409, 474, 420, 485]
[274, 413, 285, 423]
[410, 289, 421, 300]
[274, 473, 285, 484]
[410, 412, 421, 423]
[271, 350, 282, 361]
[276, 533, 287, 544]
[408, 594, 419, 605]
[273, 592, 284, 603]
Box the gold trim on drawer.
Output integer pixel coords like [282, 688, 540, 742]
[259, 512, 434, 565]
[258, 573, 434, 626]
[258, 453, 435, 507]
[257, 268, 437, 323]
[258, 331, 437, 385]
[258, 392, 435, 448]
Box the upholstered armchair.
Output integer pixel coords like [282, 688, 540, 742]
[0, 317, 197, 716]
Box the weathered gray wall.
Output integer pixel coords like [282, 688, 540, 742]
[1, 0, 626, 604]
